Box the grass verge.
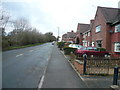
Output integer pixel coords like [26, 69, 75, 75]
[2, 43, 44, 51]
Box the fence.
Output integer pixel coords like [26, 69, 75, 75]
[77, 57, 120, 75]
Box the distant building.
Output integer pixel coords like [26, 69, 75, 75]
[75, 23, 90, 45]
[62, 30, 76, 43]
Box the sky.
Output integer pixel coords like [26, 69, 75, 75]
[1, 0, 120, 38]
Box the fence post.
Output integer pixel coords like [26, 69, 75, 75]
[83, 55, 87, 74]
[113, 66, 119, 85]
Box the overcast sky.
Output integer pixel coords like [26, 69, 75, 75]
[1, 0, 120, 37]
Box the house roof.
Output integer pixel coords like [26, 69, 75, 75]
[62, 31, 76, 39]
[77, 23, 90, 33]
[98, 6, 120, 24]
[67, 31, 76, 38]
[62, 34, 67, 38]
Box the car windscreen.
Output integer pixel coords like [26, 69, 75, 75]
[87, 47, 97, 50]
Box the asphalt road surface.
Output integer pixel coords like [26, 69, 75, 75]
[3, 43, 53, 88]
[3, 43, 87, 88]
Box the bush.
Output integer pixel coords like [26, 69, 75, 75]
[63, 47, 77, 55]
[57, 42, 65, 50]
[97, 48, 106, 51]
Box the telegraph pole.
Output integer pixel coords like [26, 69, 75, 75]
[58, 27, 59, 37]
[57, 27, 60, 42]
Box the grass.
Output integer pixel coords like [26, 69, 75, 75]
[3, 43, 44, 51]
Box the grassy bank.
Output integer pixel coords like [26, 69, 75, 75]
[2, 43, 45, 51]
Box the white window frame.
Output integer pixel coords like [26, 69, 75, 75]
[115, 24, 120, 33]
[92, 42, 94, 47]
[88, 32, 90, 36]
[96, 25, 101, 33]
[114, 42, 120, 52]
[88, 42, 90, 46]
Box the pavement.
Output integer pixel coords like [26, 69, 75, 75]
[41, 45, 88, 88]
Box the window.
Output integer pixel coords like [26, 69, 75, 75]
[114, 42, 120, 52]
[96, 40, 102, 48]
[88, 42, 90, 46]
[92, 42, 94, 47]
[115, 24, 120, 32]
[83, 34, 85, 38]
[96, 25, 101, 32]
[87, 47, 97, 51]
[88, 32, 90, 36]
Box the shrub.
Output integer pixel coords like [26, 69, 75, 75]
[63, 47, 77, 55]
[57, 42, 65, 49]
[97, 48, 106, 51]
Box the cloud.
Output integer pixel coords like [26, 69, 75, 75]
[2, 0, 120, 37]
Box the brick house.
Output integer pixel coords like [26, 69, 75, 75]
[82, 20, 95, 47]
[62, 30, 76, 43]
[75, 23, 90, 45]
[91, 6, 120, 57]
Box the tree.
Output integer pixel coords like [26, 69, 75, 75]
[45, 32, 56, 42]
[0, 5, 11, 29]
[12, 18, 31, 32]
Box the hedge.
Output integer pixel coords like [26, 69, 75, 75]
[63, 47, 77, 55]
[97, 48, 106, 51]
[57, 42, 65, 50]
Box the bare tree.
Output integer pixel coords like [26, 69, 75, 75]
[12, 18, 31, 32]
[0, 5, 11, 29]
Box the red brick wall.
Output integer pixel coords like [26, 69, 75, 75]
[92, 9, 109, 50]
[110, 26, 120, 57]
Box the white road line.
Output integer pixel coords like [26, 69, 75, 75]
[16, 54, 23, 57]
[29, 50, 34, 52]
[38, 75, 45, 88]
[38, 57, 50, 89]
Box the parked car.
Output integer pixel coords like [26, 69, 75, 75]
[75, 46, 110, 57]
[69, 44, 83, 49]
[52, 41, 55, 45]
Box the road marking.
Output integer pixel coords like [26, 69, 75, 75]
[38, 75, 45, 88]
[38, 58, 50, 89]
[16, 54, 23, 57]
[29, 50, 34, 52]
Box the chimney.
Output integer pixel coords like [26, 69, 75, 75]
[90, 19, 94, 24]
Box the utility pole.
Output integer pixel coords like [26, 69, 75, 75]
[58, 27, 59, 36]
[57, 27, 60, 42]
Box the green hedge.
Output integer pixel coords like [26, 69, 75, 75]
[97, 48, 106, 51]
[63, 47, 77, 55]
[57, 42, 65, 49]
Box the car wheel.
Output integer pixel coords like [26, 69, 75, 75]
[83, 54, 87, 58]
[104, 54, 109, 58]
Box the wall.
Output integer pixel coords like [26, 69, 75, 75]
[92, 8, 109, 50]
[118, 1, 120, 8]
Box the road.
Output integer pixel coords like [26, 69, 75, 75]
[3, 43, 87, 88]
[3, 43, 53, 88]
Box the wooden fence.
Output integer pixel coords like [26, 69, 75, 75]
[77, 57, 120, 75]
